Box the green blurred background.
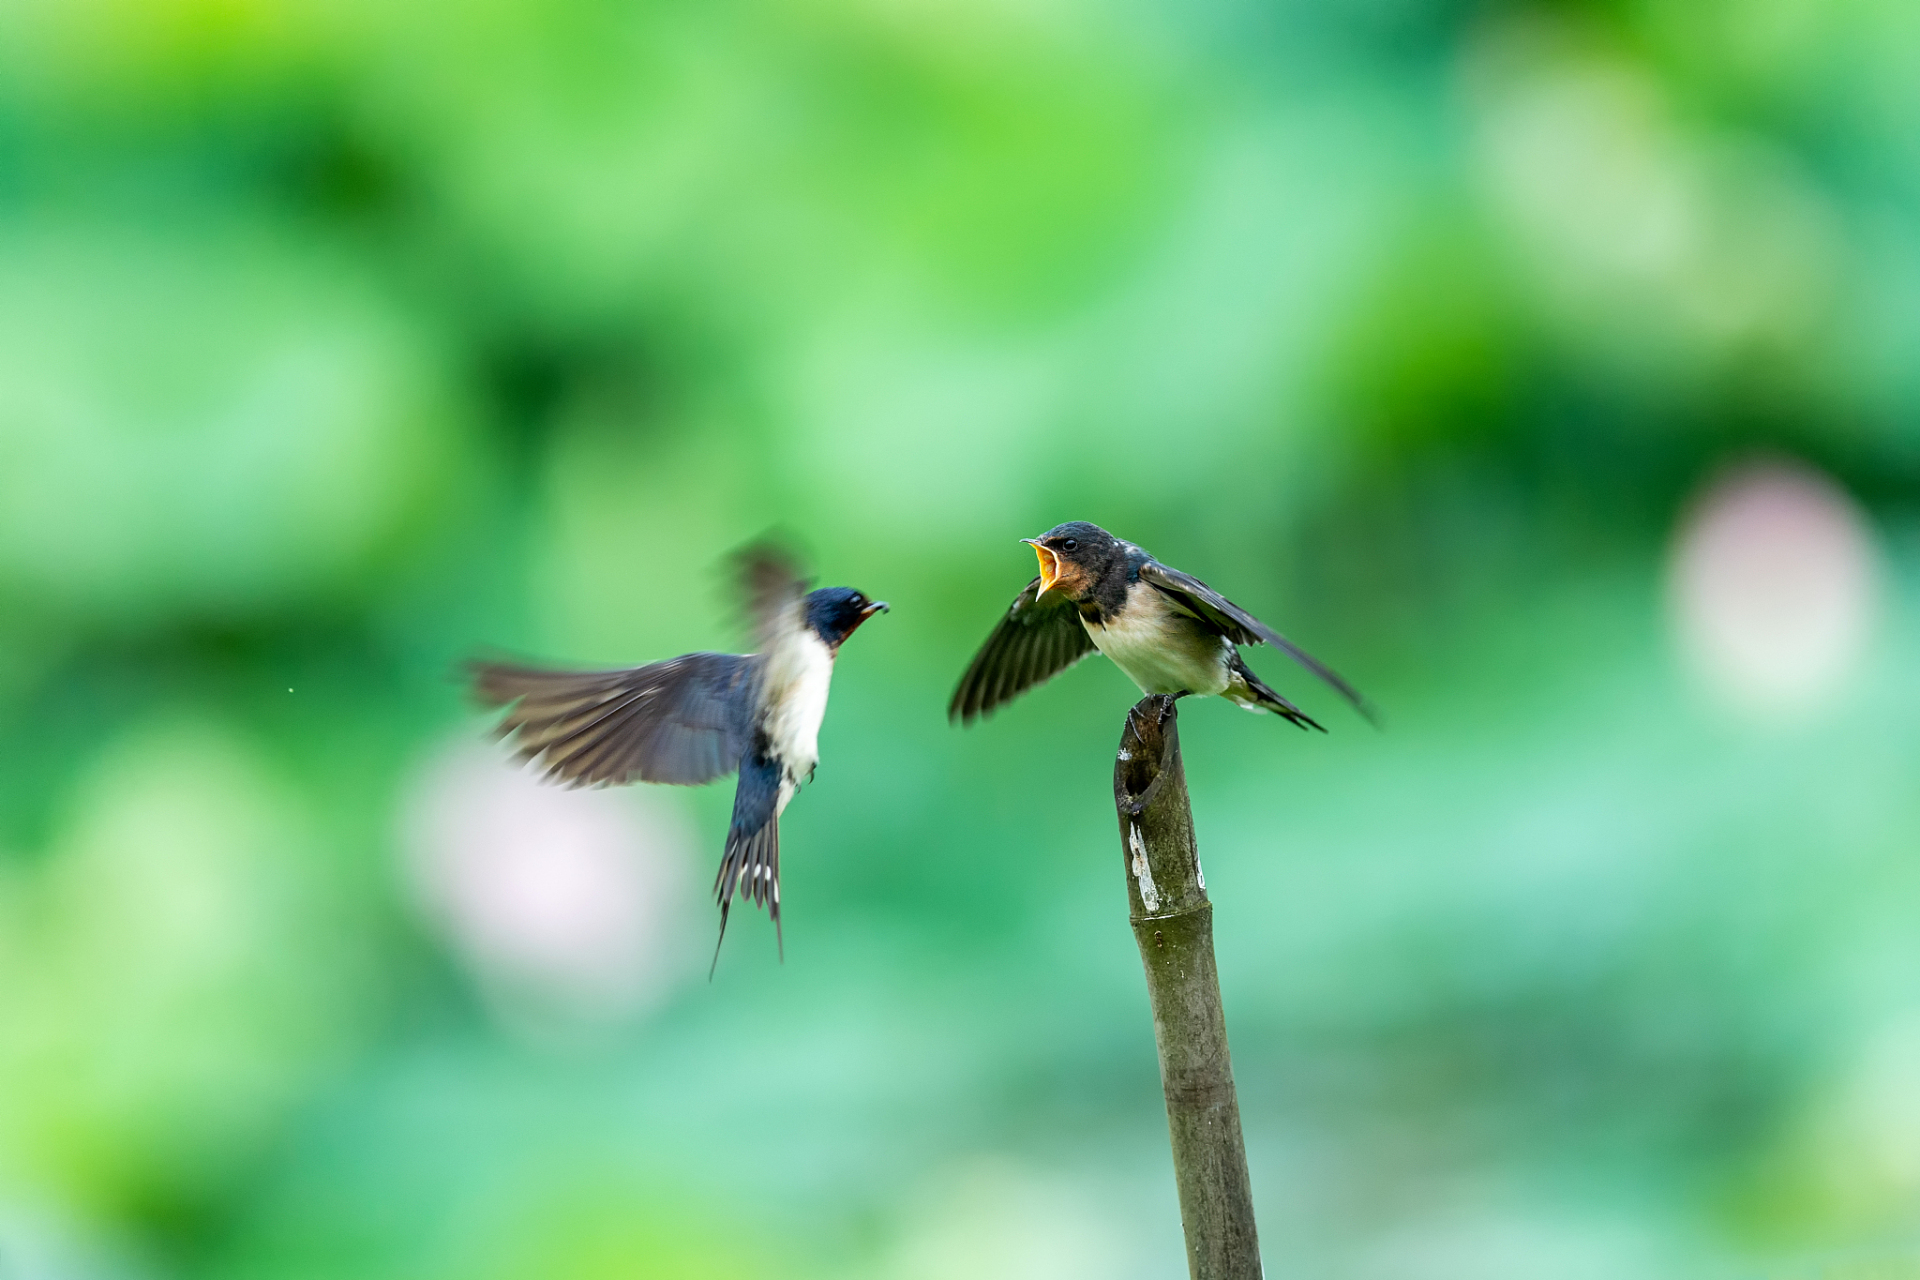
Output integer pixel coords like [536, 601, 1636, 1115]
[3, 0, 1919, 1276]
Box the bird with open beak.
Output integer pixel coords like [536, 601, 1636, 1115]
[470, 544, 887, 967]
[951, 521, 1370, 728]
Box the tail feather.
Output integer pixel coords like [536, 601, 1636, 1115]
[710, 818, 782, 976]
[1225, 653, 1326, 732]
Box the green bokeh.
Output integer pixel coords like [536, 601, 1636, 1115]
[2, 0, 1919, 1276]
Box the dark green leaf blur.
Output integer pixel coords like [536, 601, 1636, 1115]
[2, 0, 1917, 1276]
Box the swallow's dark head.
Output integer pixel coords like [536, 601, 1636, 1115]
[1025, 521, 1124, 603]
[805, 587, 889, 649]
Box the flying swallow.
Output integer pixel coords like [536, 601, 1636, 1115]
[470, 545, 887, 967]
[950, 521, 1369, 729]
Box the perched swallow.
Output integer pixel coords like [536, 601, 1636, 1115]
[470, 546, 887, 966]
[950, 521, 1369, 729]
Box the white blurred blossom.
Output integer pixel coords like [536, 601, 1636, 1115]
[1667, 457, 1878, 720]
[1466, 21, 1839, 370]
[399, 739, 699, 1024]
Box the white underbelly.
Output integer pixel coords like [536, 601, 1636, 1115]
[1085, 599, 1231, 697]
[762, 633, 835, 790]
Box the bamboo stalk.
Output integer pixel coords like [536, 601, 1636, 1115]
[1114, 694, 1262, 1280]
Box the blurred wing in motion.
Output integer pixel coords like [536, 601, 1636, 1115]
[949, 576, 1097, 724]
[1137, 561, 1374, 721]
[471, 652, 760, 787]
[735, 539, 810, 655]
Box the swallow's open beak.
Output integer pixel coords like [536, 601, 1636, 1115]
[1024, 539, 1060, 598]
[861, 600, 889, 618]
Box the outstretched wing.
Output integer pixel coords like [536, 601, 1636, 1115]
[1138, 560, 1373, 720]
[949, 577, 1097, 724]
[470, 651, 760, 787]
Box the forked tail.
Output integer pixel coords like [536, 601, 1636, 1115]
[1224, 652, 1326, 732]
[711, 818, 782, 977]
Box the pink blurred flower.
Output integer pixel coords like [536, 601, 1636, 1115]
[1668, 457, 1878, 721]
[398, 740, 698, 1024]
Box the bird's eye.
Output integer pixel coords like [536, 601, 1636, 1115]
[1061, 538, 1078, 552]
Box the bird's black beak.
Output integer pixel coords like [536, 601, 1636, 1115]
[861, 600, 889, 618]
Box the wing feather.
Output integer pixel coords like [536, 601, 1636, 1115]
[1137, 561, 1373, 720]
[949, 576, 1096, 724]
[470, 651, 760, 787]
[735, 541, 809, 656]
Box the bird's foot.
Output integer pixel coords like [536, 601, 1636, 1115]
[1124, 693, 1181, 738]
